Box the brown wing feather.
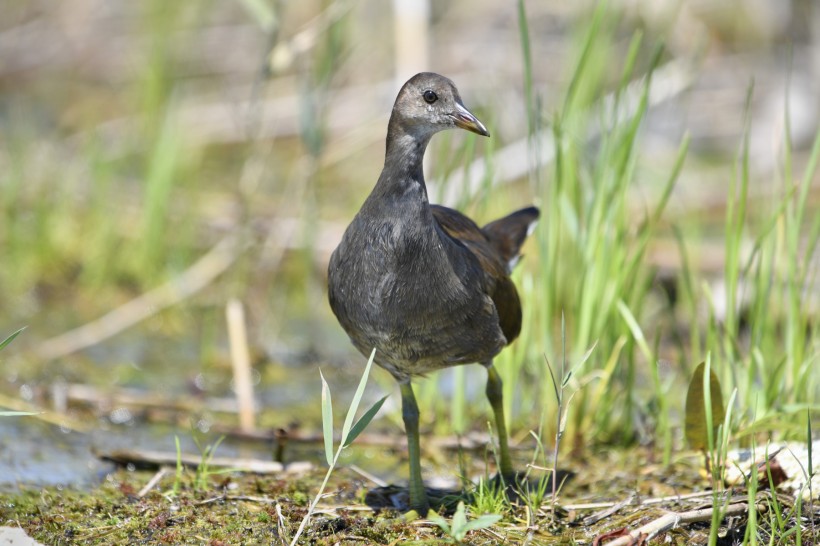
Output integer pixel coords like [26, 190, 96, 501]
[482, 206, 540, 271]
[431, 205, 524, 345]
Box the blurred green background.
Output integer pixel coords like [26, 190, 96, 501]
[1, 0, 818, 473]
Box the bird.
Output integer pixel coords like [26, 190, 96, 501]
[327, 72, 539, 515]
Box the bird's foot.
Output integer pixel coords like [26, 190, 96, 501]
[364, 484, 464, 515]
[481, 468, 574, 506]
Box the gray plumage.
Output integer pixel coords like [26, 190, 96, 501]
[328, 72, 538, 382]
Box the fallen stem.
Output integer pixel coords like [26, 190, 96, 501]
[600, 498, 769, 546]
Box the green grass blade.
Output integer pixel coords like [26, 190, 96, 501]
[562, 0, 605, 116]
[173, 435, 183, 497]
[616, 301, 651, 362]
[344, 395, 388, 447]
[138, 104, 182, 278]
[575, 341, 598, 374]
[427, 510, 450, 534]
[320, 370, 334, 466]
[649, 133, 690, 227]
[0, 327, 25, 351]
[808, 409, 813, 477]
[517, 0, 535, 137]
[0, 411, 40, 417]
[461, 514, 503, 533]
[341, 348, 377, 444]
[452, 365, 466, 434]
[452, 501, 467, 537]
[616, 31, 643, 102]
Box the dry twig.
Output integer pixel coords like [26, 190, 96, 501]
[599, 498, 769, 546]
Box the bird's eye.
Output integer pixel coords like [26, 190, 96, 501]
[422, 90, 438, 104]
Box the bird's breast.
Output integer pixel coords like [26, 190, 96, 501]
[328, 214, 505, 375]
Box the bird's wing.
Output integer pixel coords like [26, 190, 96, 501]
[430, 205, 523, 345]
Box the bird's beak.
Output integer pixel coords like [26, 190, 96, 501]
[452, 102, 490, 137]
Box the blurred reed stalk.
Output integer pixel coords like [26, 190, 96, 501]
[227, 298, 256, 433]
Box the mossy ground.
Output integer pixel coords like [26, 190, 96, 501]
[2, 469, 413, 545]
[3, 447, 815, 545]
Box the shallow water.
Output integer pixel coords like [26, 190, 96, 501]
[0, 361, 496, 492]
[1, 418, 172, 490]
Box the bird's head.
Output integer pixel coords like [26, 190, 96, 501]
[390, 72, 490, 140]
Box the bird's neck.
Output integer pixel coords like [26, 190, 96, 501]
[372, 116, 434, 202]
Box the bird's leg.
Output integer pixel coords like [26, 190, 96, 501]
[484, 362, 514, 478]
[400, 381, 430, 514]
